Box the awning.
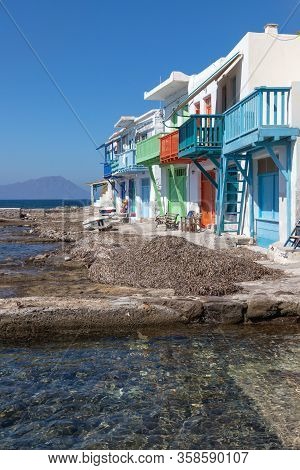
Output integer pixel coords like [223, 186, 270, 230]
[167, 51, 243, 119]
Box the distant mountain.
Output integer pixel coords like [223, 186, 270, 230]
[0, 176, 89, 200]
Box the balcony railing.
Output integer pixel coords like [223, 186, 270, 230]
[108, 149, 147, 175]
[178, 115, 224, 158]
[224, 87, 290, 144]
[104, 162, 112, 178]
[111, 158, 119, 174]
[136, 133, 166, 165]
[115, 149, 136, 173]
[160, 130, 192, 164]
[160, 130, 179, 164]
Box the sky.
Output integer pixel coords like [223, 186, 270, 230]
[0, 0, 299, 187]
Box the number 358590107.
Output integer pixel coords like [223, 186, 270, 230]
[177, 451, 249, 464]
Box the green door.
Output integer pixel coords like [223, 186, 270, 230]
[168, 167, 186, 217]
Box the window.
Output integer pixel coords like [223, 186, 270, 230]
[194, 102, 200, 114]
[175, 168, 186, 177]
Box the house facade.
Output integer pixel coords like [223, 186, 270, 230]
[145, 65, 226, 227]
[95, 24, 300, 248]
[100, 109, 164, 220]
[173, 24, 300, 247]
[144, 72, 191, 219]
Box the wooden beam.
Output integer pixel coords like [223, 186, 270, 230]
[231, 155, 250, 183]
[208, 156, 220, 169]
[193, 160, 218, 189]
[263, 143, 288, 181]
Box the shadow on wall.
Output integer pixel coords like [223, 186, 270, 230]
[216, 61, 242, 113]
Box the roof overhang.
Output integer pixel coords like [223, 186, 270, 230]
[108, 129, 124, 142]
[114, 116, 136, 129]
[144, 71, 190, 101]
[134, 109, 158, 124]
[169, 52, 243, 117]
[86, 180, 107, 186]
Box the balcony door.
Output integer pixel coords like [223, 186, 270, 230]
[168, 167, 186, 217]
[256, 158, 279, 247]
[141, 178, 150, 218]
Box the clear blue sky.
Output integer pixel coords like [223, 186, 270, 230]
[0, 0, 298, 187]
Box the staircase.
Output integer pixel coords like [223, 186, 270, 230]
[284, 220, 300, 250]
[217, 156, 250, 235]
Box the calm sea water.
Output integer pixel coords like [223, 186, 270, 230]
[0, 226, 58, 264]
[0, 199, 90, 209]
[1, 215, 299, 450]
[0, 326, 299, 450]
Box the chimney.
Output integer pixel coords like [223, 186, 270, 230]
[264, 23, 279, 35]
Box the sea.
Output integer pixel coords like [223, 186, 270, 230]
[0, 198, 300, 450]
[0, 199, 90, 209]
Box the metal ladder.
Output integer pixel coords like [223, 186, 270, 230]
[217, 156, 250, 235]
[284, 220, 300, 250]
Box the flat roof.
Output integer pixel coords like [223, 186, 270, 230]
[114, 116, 136, 129]
[144, 71, 190, 101]
[86, 180, 107, 186]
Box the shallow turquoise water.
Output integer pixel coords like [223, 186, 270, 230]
[0, 325, 299, 450]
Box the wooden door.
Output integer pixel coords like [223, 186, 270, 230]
[256, 172, 279, 247]
[200, 171, 216, 227]
[168, 167, 186, 217]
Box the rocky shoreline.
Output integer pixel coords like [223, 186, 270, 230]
[1, 292, 299, 342]
[0, 207, 300, 341]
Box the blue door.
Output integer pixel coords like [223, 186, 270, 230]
[128, 179, 136, 215]
[120, 181, 126, 201]
[141, 178, 150, 218]
[256, 172, 279, 247]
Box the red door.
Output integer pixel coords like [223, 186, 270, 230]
[200, 171, 216, 227]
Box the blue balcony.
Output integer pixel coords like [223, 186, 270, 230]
[178, 114, 224, 158]
[111, 149, 147, 176]
[104, 162, 112, 178]
[223, 87, 299, 154]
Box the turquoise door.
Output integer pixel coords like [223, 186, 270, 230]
[141, 178, 150, 218]
[256, 172, 279, 248]
[128, 179, 136, 215]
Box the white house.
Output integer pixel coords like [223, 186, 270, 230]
[171, 24, 300, 247]
[100, 109, 164, 220]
